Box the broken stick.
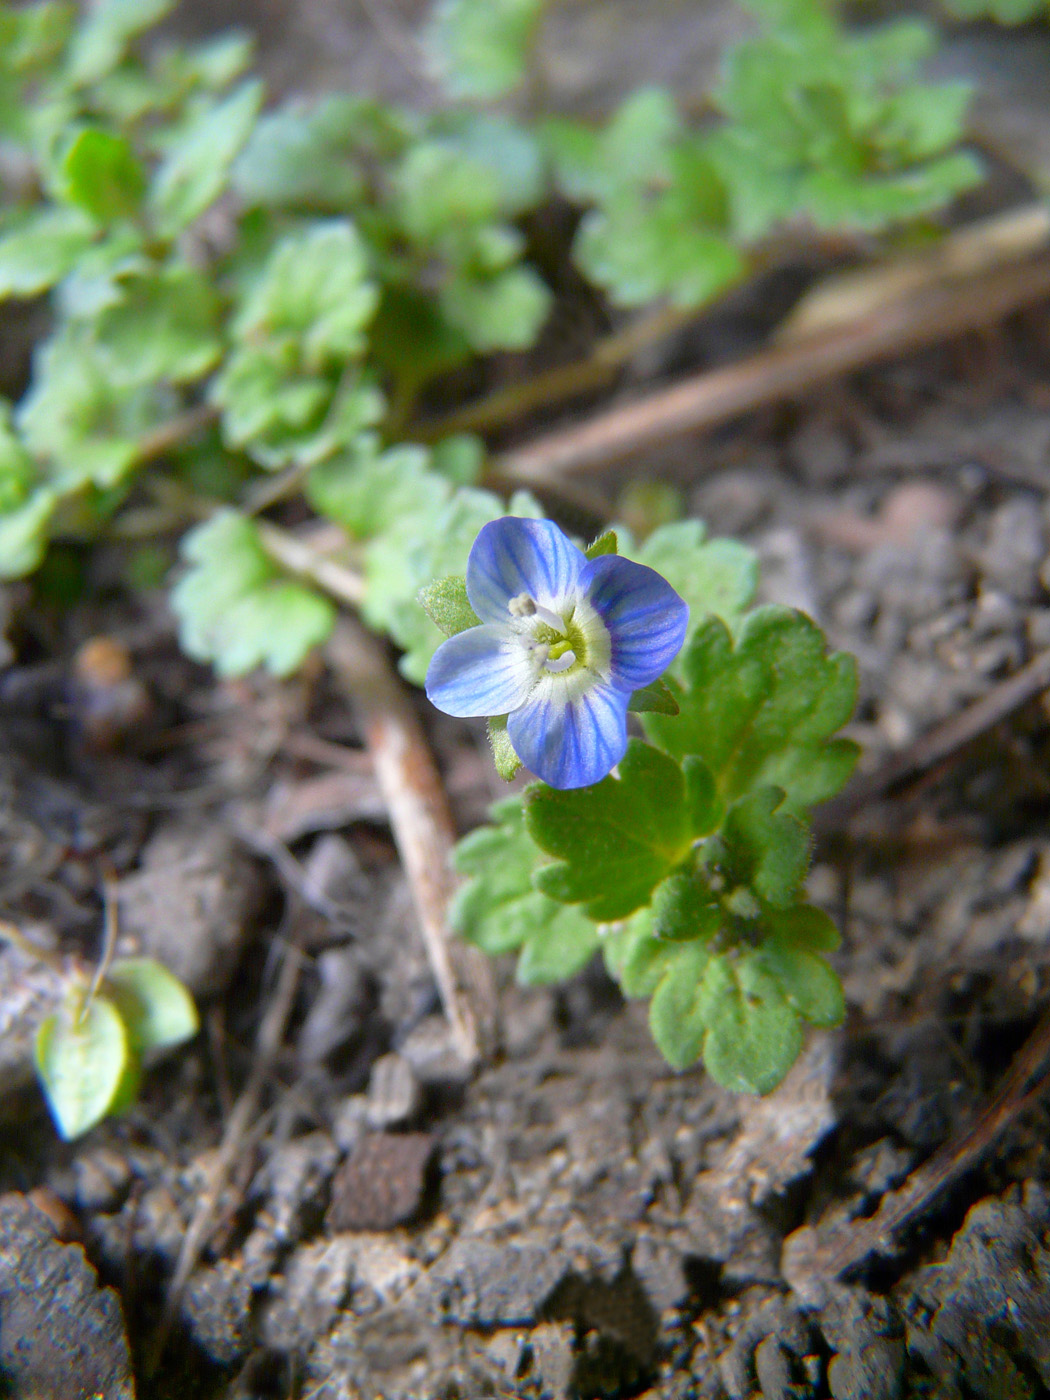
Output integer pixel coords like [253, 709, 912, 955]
[325, 616, 497, 1066]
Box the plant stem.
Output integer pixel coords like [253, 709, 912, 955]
[256, 520, 366, 608]
[418, 300, 701, 443]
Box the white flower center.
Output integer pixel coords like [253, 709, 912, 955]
[507, 591, 608, 680]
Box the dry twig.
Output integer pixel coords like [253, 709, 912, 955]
[152, 929, 304, 1366]
[783, 1001, 1050, 1304]
[325, 616, 497, 1065]
[256, 520, 365, 608]
[816, 648, 1050, 835]
[494, 232, 1050, 486]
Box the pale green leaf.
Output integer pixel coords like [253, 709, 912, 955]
[150, 80, 263, 237]
[424, 0, 544, 100]
[0, 207, 96, 300]
[105, 958, 199, 1052]
[34, 992, 131, 1139]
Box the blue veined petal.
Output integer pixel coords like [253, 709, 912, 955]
[425, 624, 537, 718]
[580, 554, 688, 692]
[508, 677, 628, 789]
[466, 517, 586, 623]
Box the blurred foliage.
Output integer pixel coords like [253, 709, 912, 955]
[0, 0, 982, 682]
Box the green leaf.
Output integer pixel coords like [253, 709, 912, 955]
[526, 740, 696, 921]
[0, 402, 36, 512]
[585, 530, 618, 559]
[308, 439, 447, 539]
[451, 797, 598, 983]
[643, 607, 858, 817]
[549, 89, 681, 204]
[441, 263, 551, 353]
[105, 958, 199, 1052]
[649, 871, 722, 942]
[419, 574, 480, 638]
[215, 220, 380, 467]
[435, 113, 545, 217]
[0, 488, 58, 580]
[487, 715, 522, 781]
[60, 128, 144, 223]
[575, 197, 742, 310]
[67, 0, 174, 86]
[233, 220, 378, 369]
[755, 933, 843, 1029]
[424, 0, 544, 100]
[232, 94, 400, 211]
[0, 206, 96, 300]
[17, 322, 161, 491]
[95, 264, 221, 386]
[647, 939, 721, 1070]
[149, 79, 263, 237]
[630, 520, 757, 640]
[1, 3, 74, 76]
[431, 433, 485, 485]
[34, 991, 131, 1139]
[684, 952, 801, 1092]
[721, 786, 810, 908]
[396, 139, 503, 241]
[627, 677, 679, 717]
[172, 510, 336, 677]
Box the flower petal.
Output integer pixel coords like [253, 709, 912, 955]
[466, 517, 586, 623]
[580, 554, 688, 691]
[425, 624, 536, 718]
[508, 678, 628, 789]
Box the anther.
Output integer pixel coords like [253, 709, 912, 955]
[508, 594, 537, 618]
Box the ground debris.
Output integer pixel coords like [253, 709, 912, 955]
[117, 817, 260, 997]
[901, 1180, 1050, 1398]
[0, 1192, 134, 1400]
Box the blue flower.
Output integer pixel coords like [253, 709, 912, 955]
[425, 517, 689, 789]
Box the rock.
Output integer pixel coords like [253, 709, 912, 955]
[756, 526, 820, 617]
[117, 819, 259, 996]
[326, 1132, 434, 1232]
[902, 1181, 1050, 1395]
[717, 1293, 811, 1400]
[297, 946, 369, 1065]
[364, 1052, 421, 1129]
[182, 1260, 253, 1366]
[983, 499, 1045, 602]
[754, 1334, 793, 1399]
[525, 1320, 576, 1400]
[0, 944, 63, 1096]
[426, 1235, 571, 1326]
[261, 1235, 358, 1353]
[0, 1193, 134, 1400]
[73, 1149, 132, 1214]
[253, 1132, 340, 1245]
[397, 1013, 475, 1087]
[821, 1287, 905, 1400]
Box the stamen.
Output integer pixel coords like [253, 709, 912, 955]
[508, 594, 537, 618]
[544, 650, 576, 673]
[533, 603, 565, 630]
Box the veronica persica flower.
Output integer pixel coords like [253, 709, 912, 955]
[425, 517, 688, 789]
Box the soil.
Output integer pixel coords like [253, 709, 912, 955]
[5, 5, 1050, 1400]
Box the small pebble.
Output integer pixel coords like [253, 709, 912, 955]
[365, 1052, 422, 1129]
[327, 1132, 435, 1232]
